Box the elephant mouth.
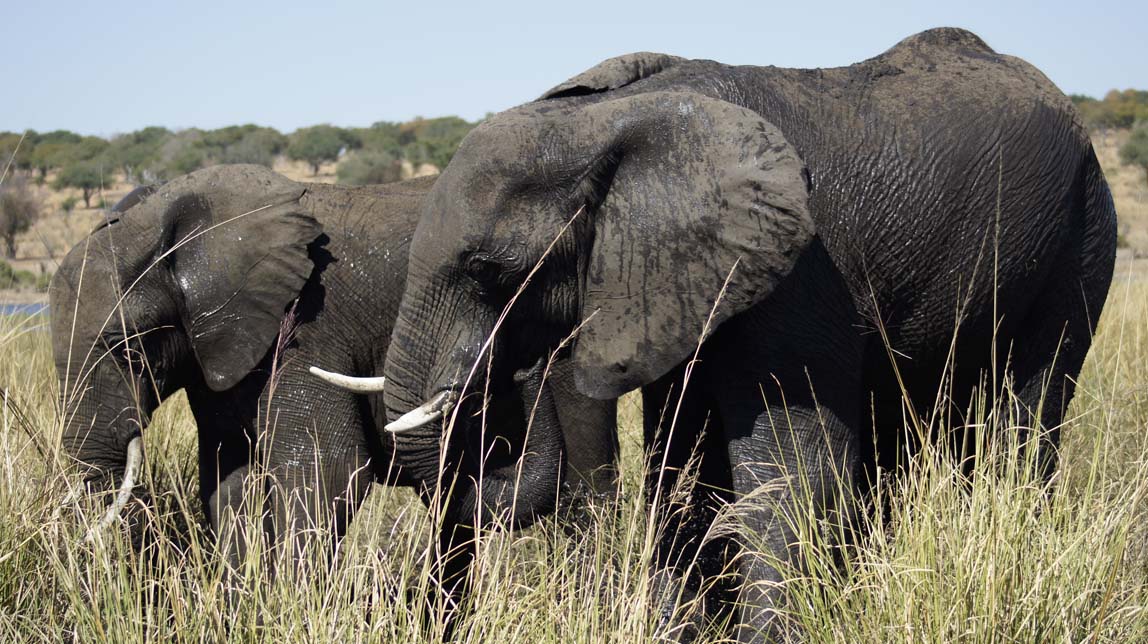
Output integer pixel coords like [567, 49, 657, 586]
[385, 388, 461, 433]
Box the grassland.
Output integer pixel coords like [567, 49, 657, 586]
[2, 129, 1148, 641]
[2, 264, 1148, 642]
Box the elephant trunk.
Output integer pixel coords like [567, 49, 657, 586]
[59, 361, 157, 537]
[381, 276, 567, 530]
[61, 376, 153, 488]
[450, 359, 567, 529]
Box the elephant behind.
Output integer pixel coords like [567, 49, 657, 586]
[357, 28, 1116, 641]
[49, 164, 617, 576]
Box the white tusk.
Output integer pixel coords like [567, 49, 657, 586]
[308, 366, 387, 393]
[385, 390, 459, 433]
[84, 436, 143, 543]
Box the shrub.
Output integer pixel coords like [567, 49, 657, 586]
[336, 150, 403, 185]
[1119, 121, 1148, 184]
[0, 178, 41, 257]
[53, 160, 108, 208]
[106, 126, 172, 182]
[0, 259, 48, 290]
[1073, 90, 1148, 130]
[288, 125, 357, 175]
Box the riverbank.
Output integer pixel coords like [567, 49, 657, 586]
[0, 290, 47, 305]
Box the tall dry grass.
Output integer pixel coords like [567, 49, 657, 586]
[2, 278, 1148, 642]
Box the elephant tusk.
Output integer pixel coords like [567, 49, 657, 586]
[385, 389, 459, 433]
[308, 366, 387, 393]
[84, 436, 143, 543]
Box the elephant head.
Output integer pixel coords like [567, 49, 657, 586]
[50, 165, 322, 521]
[376, 53, 814, 528]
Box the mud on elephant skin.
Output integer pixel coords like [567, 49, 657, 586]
[49, 164, 617, 578]
[374, 28, 1116, 641]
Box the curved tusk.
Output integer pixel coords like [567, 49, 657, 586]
[308, 366, 387, 393]
[84, 436, 143, 543]
[385, 390, 459, 433]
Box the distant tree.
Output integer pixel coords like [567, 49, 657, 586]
[106, 126, 172, 181]
[154, 130, 206, 179]
[399, 116, 475, 168]
[1120, 122, 1148, 184]
[1072, 90, 1148, 130]
[54, 160, 109, 208]
[0, 131, 34, 175]
[29, 142, 75, 181]
[71, 136, 110, 162]
[355, 121, 403, 157]
[288, 125, 357, 175]
[337, 150, 403, 185]
[218, 128, 288, 167]
[0, 177, 40, 257]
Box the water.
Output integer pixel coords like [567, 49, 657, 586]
[0, 302, 47, 316]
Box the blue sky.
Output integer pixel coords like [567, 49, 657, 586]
[1, 0, 1142, 136]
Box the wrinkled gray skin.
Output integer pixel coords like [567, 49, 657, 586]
[381, 29, 1116, 640]
[50, 165, 616, 583]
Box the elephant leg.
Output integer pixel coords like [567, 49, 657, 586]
[548, 358, 619, 496]
[190, 387, 259, 572]
[1006, 260, 1110, 481]
[719, 381, 859, 643]
[546, 358, 619, 532]
[259, 369, 376, 567]
[708, 241, 863, 642]
[642, 363, 736, 639]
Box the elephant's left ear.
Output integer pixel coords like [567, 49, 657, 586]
[158, 165, 322, 391]
[539, 52, 684, 100]
[571, 92, 814, 399]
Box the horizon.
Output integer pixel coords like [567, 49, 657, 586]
[2, 0, 1144, 137]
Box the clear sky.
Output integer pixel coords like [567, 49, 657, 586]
[1, 0, 1143, 137]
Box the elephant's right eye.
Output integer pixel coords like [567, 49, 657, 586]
[465, 256, 501, 286]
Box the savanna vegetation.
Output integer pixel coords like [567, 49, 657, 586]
[1, 266, 1148, 641]
[2, 90, 1148, 642]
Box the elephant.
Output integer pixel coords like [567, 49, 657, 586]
[49, 165, 617, 593]
[316, 28, 1116, 641]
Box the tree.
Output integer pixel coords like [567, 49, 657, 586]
[27, 130, 84, 180]
[336, 150, 403, 185]
[0, 177, 40, 258]
[54, 160, 109, 208]
[106, 126, 172, 181]
[355, 121, 403, 157]
[288, 125, 356, 175]
[0, 131, 34, 176]
[1120, 122, 1148, 184]
[29, 141, 74, 181]
[153, 130, 206, 179]
[218, 127, 288, 167]
[1072, 90, 1148, 130]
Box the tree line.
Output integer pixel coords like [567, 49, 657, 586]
[0, 116, 478, 264]
[0, 116, 477, 202]
[3, 92, 1148, 268]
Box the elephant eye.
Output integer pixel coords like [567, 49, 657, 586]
[121, 346, 147, 371]
[465, 256, 502, 285]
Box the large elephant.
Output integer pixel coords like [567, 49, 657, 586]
[49, 165, 617, 586]
[331, 28, 1116, 640]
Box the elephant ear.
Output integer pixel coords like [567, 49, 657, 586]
[156, 165, 322, 391]
[539, 52, 684, 100]
[572, 92, 814, 398]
